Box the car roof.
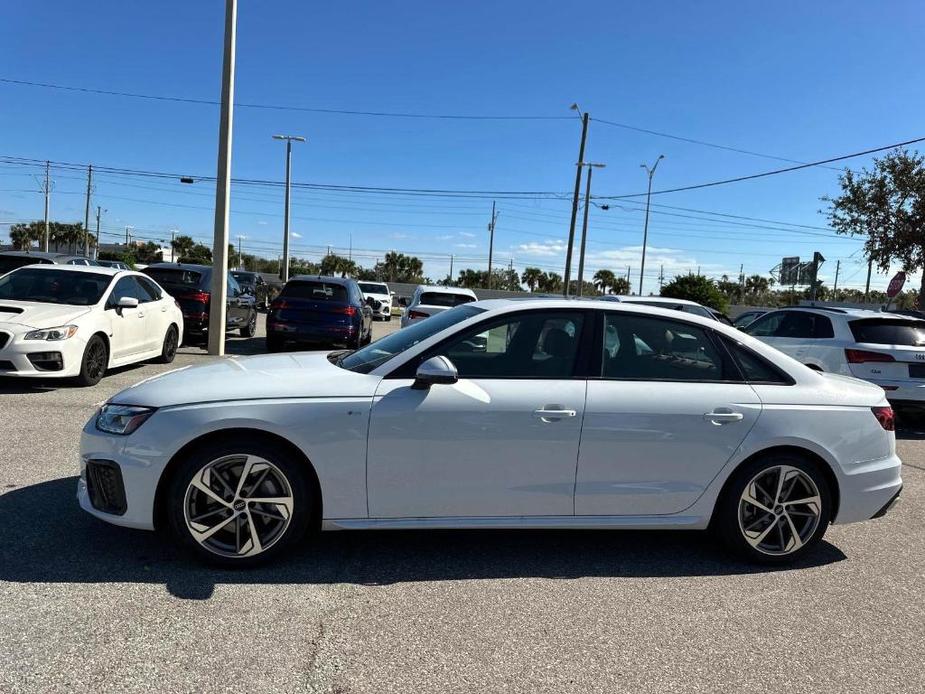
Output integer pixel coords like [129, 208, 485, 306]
[144, 262, 212, 273]
[6, 262, 121, 276]
[769, 306, 911, 320]
[0, 250, 69, 261]
[614, 295, 704, 307]
[288, 274, 355, 285]
[417, 285, 477, 295]
[471, 297, 723, 322]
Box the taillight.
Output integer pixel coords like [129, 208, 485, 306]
[408, 310, 428, 319]
[179, 290, 211, 304]
[871, 406, 895, 431]
[271, 299, 287, 310]
[845, 349, 895, 364]
[337, 306, 357, 317]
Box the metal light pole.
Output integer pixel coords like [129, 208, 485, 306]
[207, 0, 238, 356]
[272, 134, 306, 283]
[564, 104, 589, 297]
[237, 235, 245, 270]
[638, 154, 664, 296]
[576, 162, 605, 296]
[42, 161, 50, 252]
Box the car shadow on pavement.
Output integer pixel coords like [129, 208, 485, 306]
[178, 335, 270, 358]
[0, 478, 847, 601]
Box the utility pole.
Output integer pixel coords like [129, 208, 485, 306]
[658, 265, 664, 290]
[273, 133, 306, 284]
[95, 206, 103, 259]
[125, 226, 131, 245]
[207, 0, 237, 357]
[564, 106, 589, 296]
[832, 259, 841, 297]
[237, 235, 244, 270]
[864, 259, 873, 301]
[82, 164, 93, 257]
[42, 161, 50, 252]
[448, 254, 454, 285]
[626, 265, 631, 289]
[487, 200, 498, 289]
[639, 154, 665, 296]
[576, 162, 605, 297]
[738, 263, 745, 302]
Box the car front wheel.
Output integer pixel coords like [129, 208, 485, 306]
[74, 335, 108, 386]
[717, 455, 832, 565]
[166, 438, 313, 567]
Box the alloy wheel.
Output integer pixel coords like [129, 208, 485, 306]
[738, 465, 822, 556]
[165, 328, 178, 358]
[183, 454, 294, 558]
[85, 340, 106, 380]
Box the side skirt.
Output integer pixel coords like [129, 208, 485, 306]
[322, 514, 707, 531]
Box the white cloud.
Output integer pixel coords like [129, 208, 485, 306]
[454, 243, 477, 248]
[390, 232, 410, 240]
[435, 234, 454, 241]
[290, 231, 302, 238]
[459, 231, 476, 238]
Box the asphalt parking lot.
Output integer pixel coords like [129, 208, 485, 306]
[1, 314, 923, 693]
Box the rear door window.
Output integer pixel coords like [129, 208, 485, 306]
[281, 280, 348, 301]
[143, 268, 204, 292]
[420, 292, 475, 307]
[849, 318, 925, 346]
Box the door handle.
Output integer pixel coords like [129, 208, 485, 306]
[704, 410, 744, 424]
[533, 407, 577, 421]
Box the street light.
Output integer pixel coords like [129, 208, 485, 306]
[563, 103, 590, 297]
[576, 162, 606, 296]
[273, 134, 306, 283]
[639, 154, 665, 296]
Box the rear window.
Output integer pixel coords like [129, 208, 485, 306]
[420, 292, 475, 307]
[281, 280, 348, 301]
[849, 318, 925, 346]
[359, 282, 389, 295]
[143, 267, 204, 290]
[0, 255, 54, 274]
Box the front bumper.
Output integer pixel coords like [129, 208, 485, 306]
[0, 330, 87, 378]
[832, 453, 903, 524]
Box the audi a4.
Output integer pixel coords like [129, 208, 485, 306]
[78, 299, 902, 566]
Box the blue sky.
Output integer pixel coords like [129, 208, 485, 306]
[1, 0, 923, 293]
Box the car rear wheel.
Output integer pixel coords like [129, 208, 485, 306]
[74, 335, 108, 386]
[240, 311, 257, 337]
[166, 438, 313, 567]
[717, 454, 832, 564]
[156, 325, 179, 363]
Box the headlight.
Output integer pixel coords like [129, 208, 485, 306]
[24, 325, 79, 341]
[95, 404, 156, 435]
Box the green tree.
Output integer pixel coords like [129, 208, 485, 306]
[825, 148, 925, 307]
[522, 267, 544, 292]
[592, 269, 616, 293]
[171, 234, 196, 260]
[661, 274, 729, 312]
[610, 276, 631, 295]
[374, 252, 424, 283]
[538, 272, 562, 293]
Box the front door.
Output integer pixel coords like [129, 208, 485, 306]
[367, 309, 590, 518]
[105, 276, 149, 360]
[575, 312, 761, 516]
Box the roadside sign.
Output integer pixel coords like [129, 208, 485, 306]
[887, 271, 907, 298]
[780, 256, 801, 285]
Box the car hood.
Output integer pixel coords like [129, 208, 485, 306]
[110, 351, 381, 408]
[0, 300, 92, 329]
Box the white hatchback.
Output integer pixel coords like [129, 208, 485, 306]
[743, 306, 925, 412]
[79, 298, 901, 567]
[0, 264, 183, 385]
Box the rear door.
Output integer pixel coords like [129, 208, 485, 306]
[743, 311, 836, 367]
[136, 275, 170, 350]
[576, 312, 761, 515]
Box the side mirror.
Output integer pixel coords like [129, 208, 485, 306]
[412, 356, 458, 389]
[118, 296, 139, 309]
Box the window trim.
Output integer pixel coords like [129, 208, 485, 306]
[719, 336, 796, 386]
[590, 310, 746, 385]
[385, 307, 596, 380]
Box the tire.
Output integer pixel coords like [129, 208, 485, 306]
[74, 335, 108, 387]
[716, 453, 832, 565]
[362, 326, 373, 346]
[165, 436, 314, 567]
[156, 325, 180, 364]
[240, 311, 257, 337]
[266, 334, 285, 353]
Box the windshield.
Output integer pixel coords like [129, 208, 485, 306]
[232, 272, 256, 285]
[420, 291, 475, 307]
[0, 267, 112, 305]
[359, 282, 388, 295]
[144, 267, 205, 291]
[339, 304, 484, 373]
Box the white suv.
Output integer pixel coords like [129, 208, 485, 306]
[400, 285, 477, 327]
[743, 306, 925, 411]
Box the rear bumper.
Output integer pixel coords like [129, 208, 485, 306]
[833, 453, 903, 524]
[868, 380, 925, 404]
[267, 322, 357, 344]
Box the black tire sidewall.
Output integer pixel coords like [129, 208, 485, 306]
[76, 335, 107, 386]
[717, 454, 832, 565]
[165, 437, 313, 567]
[158, 325, 179, 363]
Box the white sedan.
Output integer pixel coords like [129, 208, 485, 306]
[78, 299, 901, 566]
[0, 264, 183, 385]
[400, 285, 477, 327]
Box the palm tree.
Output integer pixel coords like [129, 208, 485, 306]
[611, 276, 631, 295]
[593, 269, 616, 294]
[522, 267, 543, 292]
[539, 272, 562, 293]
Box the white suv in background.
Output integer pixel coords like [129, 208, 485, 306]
[357, 281, 393, 320]
[743, 306, 925, 413]
[400, 285, 477, 327]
